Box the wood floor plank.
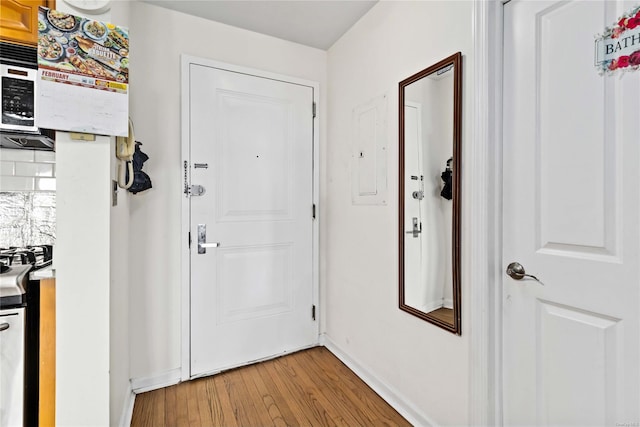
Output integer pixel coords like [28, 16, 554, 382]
[209, 375, 239, 427]
[219, 368, 264, 427]
[304, 349, 403, 427]
[189, 380, 213, 427]
[130, 347, 411, 427]
[250, 363, 303, 427]
[273, 353, 363, 427]
[306, 347, 411, 426]
[328, 348, 410, 426]
[192, 378, 214, 427]
[131, 393, 157, 426]
[266, 357, 337, 427]
[311, 347, 410, 426]
[429, 307, 454, 325]
[283, 353, 368, 426]
[174, 383, 192, 427]
[131, 388, 165, 427]
[164, 384, 178, 427]
[129, 394, 145, 427]
[240, 366, 287, 427]
[299, 349, 381, 425]
[257, 361, 314, 426]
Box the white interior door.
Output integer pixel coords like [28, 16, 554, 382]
[188, 63, 316, 377]
[503, 1, 640, 425]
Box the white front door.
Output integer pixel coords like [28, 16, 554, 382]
[403, 102, 425, 308]
[503, 1, 639, 425]
[188, 63, 317, 377]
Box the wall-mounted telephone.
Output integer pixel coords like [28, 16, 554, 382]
[116, 118, 135, 189]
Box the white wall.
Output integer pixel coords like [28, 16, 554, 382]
[325, 2, 473, 425]
[55, 133, 111, 426]
[127, 1, 327, 380]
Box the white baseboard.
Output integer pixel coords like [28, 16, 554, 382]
[130, 368, 182, 394]
[320, 334, 436, 427]
[118, 383, 135, 427]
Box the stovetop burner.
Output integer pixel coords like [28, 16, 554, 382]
[0, 245, 53, 270]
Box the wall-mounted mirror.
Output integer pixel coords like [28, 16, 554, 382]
[399, 52, 462, 335]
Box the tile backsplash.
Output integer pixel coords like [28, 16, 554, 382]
[0, 148, 56, 247]
[0, 148, 56, 192]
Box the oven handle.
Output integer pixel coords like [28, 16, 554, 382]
[0, 322, 9, 332]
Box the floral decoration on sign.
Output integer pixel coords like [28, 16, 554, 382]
[595, 5, 640, 74]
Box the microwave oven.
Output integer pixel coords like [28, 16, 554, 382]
[0, 42, 54, 150]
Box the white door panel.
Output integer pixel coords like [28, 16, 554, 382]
[404, 103, 425, 308]
[189, 64, 315, 376]
[216, 90, 294, 222]
[503, 1, 639, 425]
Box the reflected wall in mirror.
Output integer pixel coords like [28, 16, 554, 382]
[399, 52, 461, 335]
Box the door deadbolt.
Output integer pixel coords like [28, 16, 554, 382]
[190, 185, 206, 196]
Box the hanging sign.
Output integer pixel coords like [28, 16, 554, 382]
[36, 7, 129, 136]
[595, 5, 640, 74]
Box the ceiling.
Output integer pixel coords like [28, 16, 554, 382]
[141, 0, 378, 50]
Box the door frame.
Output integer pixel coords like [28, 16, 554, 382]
[468, 0, 505, 425]
[179, 55, 321, 381]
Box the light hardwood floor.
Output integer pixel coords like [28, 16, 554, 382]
[428, 308, 454, 325]
[131, 346, 411, 427]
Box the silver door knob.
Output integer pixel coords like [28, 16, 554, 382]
[506, 262, 543, 284]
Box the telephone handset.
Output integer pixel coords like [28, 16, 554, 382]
[116, 118, 135, 189]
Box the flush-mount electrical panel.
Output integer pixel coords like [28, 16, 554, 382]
[351, 94, 388, 205]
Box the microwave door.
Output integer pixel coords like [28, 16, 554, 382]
[1, 64, 38, 134]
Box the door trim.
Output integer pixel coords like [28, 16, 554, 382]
[179, 55, 321, 381]
[469, 0, 504, 425]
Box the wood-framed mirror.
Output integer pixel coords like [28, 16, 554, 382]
[399, 52, 462, 335]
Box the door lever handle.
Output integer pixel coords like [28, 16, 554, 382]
[197, 224, 220, 254]
[406, 217, 421, 238]
[199, 242, 220, 248]
[506, 262, 543, 285]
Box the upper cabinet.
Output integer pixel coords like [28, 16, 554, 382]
[0, 0, 55, 46]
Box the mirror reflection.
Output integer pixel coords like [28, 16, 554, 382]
[399, 52, 461, 335]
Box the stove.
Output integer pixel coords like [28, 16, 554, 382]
[0, 264, 30, 308]
[0, 246, 52, 309]
[0, 245, 51, 426]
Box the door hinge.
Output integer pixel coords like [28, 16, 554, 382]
[312, 305, 316, 321]
[188, 232, 191, 248]
[312, 102, 316, 118]
[312, 203, 316, 219]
